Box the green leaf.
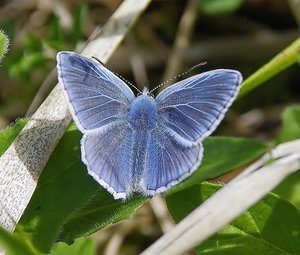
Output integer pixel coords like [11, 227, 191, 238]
[0, 227, 41, 255]
[274, 171, 300, 211]
[278, 105, 300, 143]
[60, 194, 147, 244]
[200, 137, 269, 179]
[273, 105, 300, 210]
[201, 0, 244, 15]
[0, 119, 27, 156]
[0, 31, 9, 62]
[170, 137, 270, 193]
[167, 183, 300, 254]
[18, 124, 147, 253]
[51, 237, 96, 255]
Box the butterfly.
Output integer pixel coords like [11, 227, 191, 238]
[56, 51, 243, 200]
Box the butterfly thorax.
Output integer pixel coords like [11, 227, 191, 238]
[129, 95, 157, 131]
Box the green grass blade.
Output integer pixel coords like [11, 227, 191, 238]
[239, 37, 300, 98]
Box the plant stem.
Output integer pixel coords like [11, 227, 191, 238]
[239, 37, 300, 98]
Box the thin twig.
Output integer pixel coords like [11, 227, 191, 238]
[130, 52, 149, 89]
[160, 0, 198, 91]
[0, 0, 152, 232]
[150, 196, 175, 233]
[103, 220, 135, 255]
[141, 139, 300, 255]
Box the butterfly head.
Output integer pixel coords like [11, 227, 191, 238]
[138, 87, 154, 98]
[142, 87, 149, 95]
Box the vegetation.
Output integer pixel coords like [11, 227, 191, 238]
[0, 0, 300, 254]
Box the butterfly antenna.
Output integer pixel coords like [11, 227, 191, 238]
[92, 56, 142, 94]
[149, 62, 207, 94]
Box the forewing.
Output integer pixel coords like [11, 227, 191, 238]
[141, 127, 203, 195]
[156, 69, 242, 144]
[57, 51, 135, 132]
[81, 123, 134, 199]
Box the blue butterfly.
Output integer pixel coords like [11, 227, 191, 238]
[56, 51, 242, 200]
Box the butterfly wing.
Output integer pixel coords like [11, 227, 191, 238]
[57, 51, 135, 132]
[142, 69, 242, 194]
[57, 51, 137, 199]
[81, 123, 135, 199]
[141, 126, 203, 195]
[156, 69, 242, 145]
